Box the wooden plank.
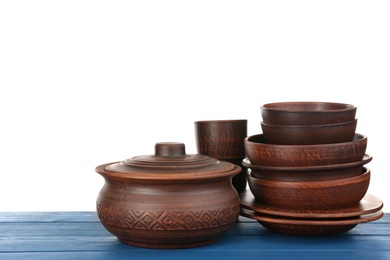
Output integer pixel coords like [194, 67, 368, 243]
[0, 212, 389, 260]
[0, 223, 111, 237]
[2, 217, 390, 238]
[0, 212, 388, 224]
[2, 221, 390, 238]
[1, 232, 390, 252]
[1, 251, 390, 260]
[0, 211, 99, 223]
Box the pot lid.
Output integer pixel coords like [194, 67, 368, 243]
[96, 142, 241, 180]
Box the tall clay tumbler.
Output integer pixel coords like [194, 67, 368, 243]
[194, 119, 248, 192]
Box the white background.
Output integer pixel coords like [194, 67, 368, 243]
[0, 1, 389, 212]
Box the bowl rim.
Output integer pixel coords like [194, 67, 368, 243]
[260, 119, 357, 128]
[245, 133, 366, 148]
[242, 154, 372, 172]
[261, 101, 356, 113]
[247, 166, 370, 186]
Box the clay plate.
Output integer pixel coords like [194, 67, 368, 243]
[239, 189, 383, 218]
[240, 208, 384, 236]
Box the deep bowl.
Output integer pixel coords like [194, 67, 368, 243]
[247, 167, 371, 210]
[260, 119, 357, 145]
[243, 154, 372, 181]
[261, 101, 357, 125]
[244, 133, 367, 167]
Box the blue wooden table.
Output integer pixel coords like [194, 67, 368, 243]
[1, 211, 389, 259]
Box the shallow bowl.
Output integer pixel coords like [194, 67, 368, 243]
[260, 119, 357, 145]
[245, 133, 367, 167]
[261, 101, 357, 125]
[259, 222, 357, 236]
[243, 154, 372, 181]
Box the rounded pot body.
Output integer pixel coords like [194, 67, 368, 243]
[96, 165, 240, 249]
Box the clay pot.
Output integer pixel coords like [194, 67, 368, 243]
[217, 157, 247, 192]
[95, 142, 241, 249]
[260, 101, 357, 125]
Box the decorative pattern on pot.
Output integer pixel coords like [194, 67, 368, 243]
[95, 142, 241, 249]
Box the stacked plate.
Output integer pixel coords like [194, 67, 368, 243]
[240, 101, 384, 236]
[239, 190, 383, 236]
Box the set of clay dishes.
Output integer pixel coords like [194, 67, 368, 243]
[240, 101, 384, 236]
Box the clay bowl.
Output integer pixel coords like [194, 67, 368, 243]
[260, 119, 357, 145]
[244, 133, 367, 167]
[247, 167, 371, 210]
[261, 101, 357, 125]
[243, 154, 372, 182]
[259, 221, 357, 236]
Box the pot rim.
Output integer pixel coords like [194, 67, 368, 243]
[96, 162, 242, 181]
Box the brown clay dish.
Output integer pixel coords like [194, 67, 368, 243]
[260, 101, 357, 125]
[96, 142, 241, 249]
[247, 167, 371, 210]
[240, 208, 384, 236]
[194, 119, 247, 158]
[260, 119, 357, 145]
[242, 154, 372, 181]
[244, 133, 367, 167]
[239, 189, 383, 218]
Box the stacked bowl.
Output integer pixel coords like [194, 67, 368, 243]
[240, 101, 384, 236]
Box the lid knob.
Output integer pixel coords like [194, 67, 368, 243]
[155, 142, 186, 157]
